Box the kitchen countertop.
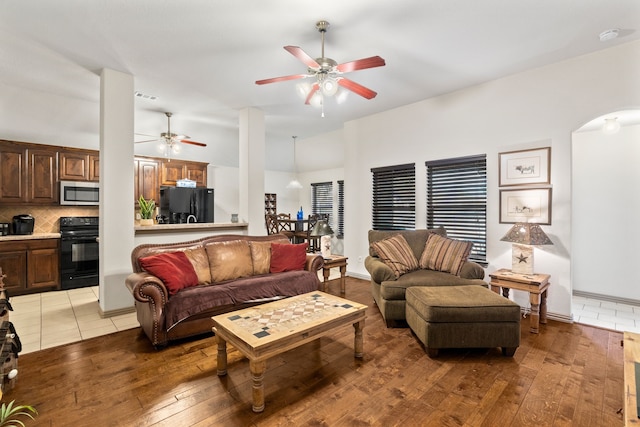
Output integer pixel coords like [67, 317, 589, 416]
[134, 222, 248, 233]
[0, 233, 61, 242]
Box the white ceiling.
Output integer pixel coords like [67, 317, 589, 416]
[1, 0, 639, 152]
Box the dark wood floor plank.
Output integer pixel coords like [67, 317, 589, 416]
[4, 277, 626, 427]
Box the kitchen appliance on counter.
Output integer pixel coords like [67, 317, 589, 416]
[0, 223, 9, 236]
[159, 186, 214, 224]
[12, 214, 34, 235]
[59, 216, 99, 290]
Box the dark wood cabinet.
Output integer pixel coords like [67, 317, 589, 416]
[135, 157, 160, 205]
[0, 239, 59, 295]
[0, 140, 58, 205]
[160, 160, 207, 187]
[59, 150, 100, 182]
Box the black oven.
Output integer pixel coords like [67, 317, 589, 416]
[59, 216, 99, 290]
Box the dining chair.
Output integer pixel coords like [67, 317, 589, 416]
[275, 213, 295, 240]
[265, 214, 279, 235]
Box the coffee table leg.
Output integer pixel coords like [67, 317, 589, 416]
[250, 360, 267, 413]
[529, 292, 541, 333]
[353, 320, 365, 358]
[216, 335, 227, 376]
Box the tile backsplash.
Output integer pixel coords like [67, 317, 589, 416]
[0, 206, 99, 233]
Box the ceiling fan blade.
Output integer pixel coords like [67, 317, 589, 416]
[336, 56, 386, 73]
[180, 139, 207, 147]
[304, 83, 320, 105]
[284, 46, 320, 68]
[135, 138, 160, 144]
[256, 73, 309, 85]
[338, 78, 378, 99]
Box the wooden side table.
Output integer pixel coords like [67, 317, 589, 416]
[321, 255, 348, 295]
[488, 268, 551, 333]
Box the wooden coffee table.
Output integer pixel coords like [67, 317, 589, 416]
[212, 291, 367, 412]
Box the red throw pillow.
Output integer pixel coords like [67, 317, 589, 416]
[139, 251, 199, 295]
[270, 242, 308, 273]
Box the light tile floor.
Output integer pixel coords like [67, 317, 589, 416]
[10, 286, 139, 354]
[572, 294, 640, 333]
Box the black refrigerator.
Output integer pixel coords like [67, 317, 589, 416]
[159, 186, 214, 223]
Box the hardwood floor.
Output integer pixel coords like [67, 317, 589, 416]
[6, 278, 624, 426]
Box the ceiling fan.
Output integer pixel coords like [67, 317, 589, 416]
[256, 20, 386, 106]
[135, 112, 206, 158]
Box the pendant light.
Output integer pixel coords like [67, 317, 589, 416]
[286, 136, 303, 189]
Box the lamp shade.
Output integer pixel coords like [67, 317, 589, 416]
[500, 223, 553, 246]
[309, 220, 334, 237]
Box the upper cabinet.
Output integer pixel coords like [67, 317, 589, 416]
[134, 157, 160, 205]
[160, 160, 207, 187]
[0, 140, 58, 205]
[59, 150, 100, 182]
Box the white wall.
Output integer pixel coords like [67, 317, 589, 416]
[572, 123, 640, 301]
[328, 40, 640, 320]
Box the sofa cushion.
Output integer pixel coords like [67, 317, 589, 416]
[270, 242, 308, 273]
[164, 270, 320, 328]
[380, 269, 488, 300]
[205, 240, 254, 283]
[419, 233, 473, 276]
[369, 228, 447, 259]
[370, 234, 419, 278]
[139, 251, 199, 295]
[183, 247, 212, 284]
[250, 241, 272, 275]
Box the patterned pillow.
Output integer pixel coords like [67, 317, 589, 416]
[370, 234, 419, 278]
[419, 233, 473, 276]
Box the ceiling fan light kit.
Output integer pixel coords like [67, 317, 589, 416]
[135, 112, 207, 161]
[256, 20, 386, 116]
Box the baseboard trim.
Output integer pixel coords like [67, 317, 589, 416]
[99, 306, 135, 318]
[573, 290, 640, 307]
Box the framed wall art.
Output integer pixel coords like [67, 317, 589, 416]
[499, 188, 552, 224]
[499, 147, 551, 187]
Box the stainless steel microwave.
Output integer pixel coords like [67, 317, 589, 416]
[60, 181, 99, 205]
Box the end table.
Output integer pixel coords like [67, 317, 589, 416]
[488, 268, 551, 333]
[321, 255, 348, 295]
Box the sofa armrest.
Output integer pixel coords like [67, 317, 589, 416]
[460, 261, 485, 280]
[125, 272, 169, 306]
[364, 256, 396, 283]
[305, 253, 324, 272]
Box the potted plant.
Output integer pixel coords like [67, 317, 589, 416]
[138, 196, 156, 226]
[0, 400, 37, 426]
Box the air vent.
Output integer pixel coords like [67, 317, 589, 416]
[134, 91, 158, 101]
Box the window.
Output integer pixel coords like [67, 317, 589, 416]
[311, 181, 333, 226]
[371, 163, 415, 230]
[337, 180, 344, 238]
[426, 155, 487, 264]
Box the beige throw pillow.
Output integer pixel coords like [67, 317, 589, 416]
[205, 240, 253, 283]
[419, 233, 473, 276]
[183, 247, 212, 284]
[370, 234, 419, 279]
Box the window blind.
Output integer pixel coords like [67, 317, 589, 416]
[371, 163, 415, 230]
[337, 180, 344, 238]
[311, 181, 333, 225]
[426, 155, 487, 264]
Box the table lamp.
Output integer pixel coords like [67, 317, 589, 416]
[500, 222, 552, 275]
[310, 220, 334, 258]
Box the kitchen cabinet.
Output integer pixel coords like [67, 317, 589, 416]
[0, 140, 58, 205]
[0, 239, 59, 295]
[59, 149, 100, 182]
[160, 160, 207, 187]
[135, 157, 160, 205]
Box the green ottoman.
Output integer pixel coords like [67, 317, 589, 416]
[406, 285, 520, 357]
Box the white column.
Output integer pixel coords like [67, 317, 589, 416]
[99, 68, 135, 316]
[238, 107, 265, 235]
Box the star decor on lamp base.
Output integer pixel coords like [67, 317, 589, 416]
[511, 243, 533, 274]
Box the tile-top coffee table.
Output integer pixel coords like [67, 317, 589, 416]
[212, 291, 367, 412]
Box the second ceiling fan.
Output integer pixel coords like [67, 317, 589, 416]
[136, 112, 206, 158]
[256, 21, 386, 105]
